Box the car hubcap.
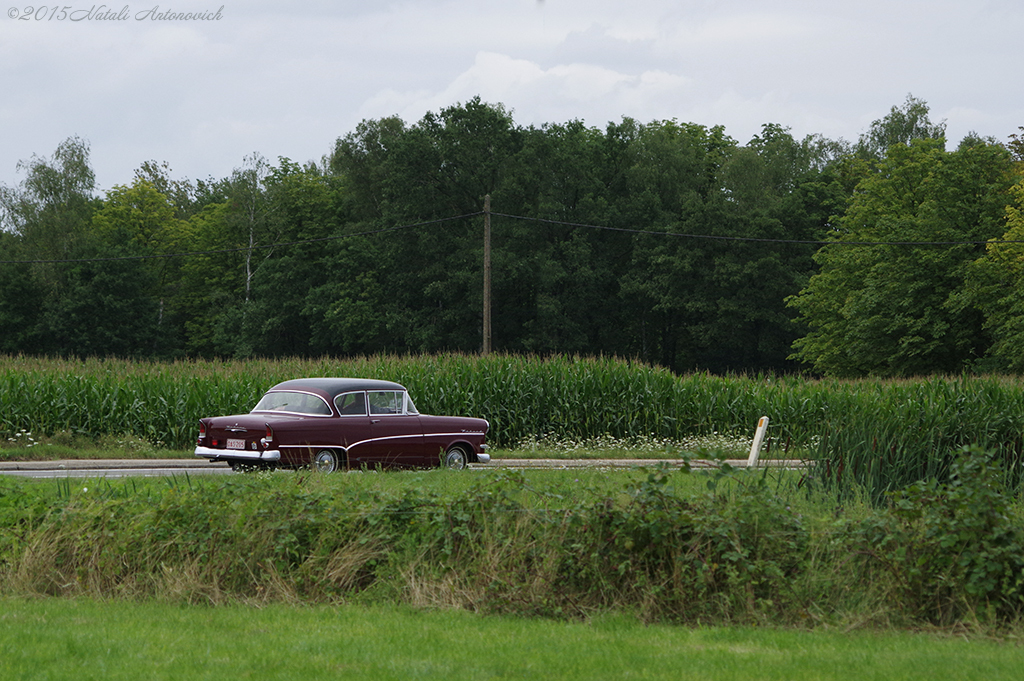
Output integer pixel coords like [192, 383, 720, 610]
[314, 451, 336, 473]
[446, 449, 466, 470]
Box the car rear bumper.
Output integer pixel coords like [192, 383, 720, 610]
[195, 446, 281, 462]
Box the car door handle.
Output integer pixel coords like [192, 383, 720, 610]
[371, 419, 381, 424]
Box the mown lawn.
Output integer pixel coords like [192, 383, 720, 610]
[2, 598, 1022, 681]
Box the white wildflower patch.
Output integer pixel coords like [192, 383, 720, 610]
[4, 429, 38, 448]
[515, 432, 753, 457]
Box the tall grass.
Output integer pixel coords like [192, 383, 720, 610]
[3, 354, 1024, 495]
[4, 455, 1023, 628]
[0, 468, 823, 624]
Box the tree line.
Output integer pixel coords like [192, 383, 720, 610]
[1, 95, 1022, 377]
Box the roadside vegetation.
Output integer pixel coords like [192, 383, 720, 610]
[2, 447, 1023, 634]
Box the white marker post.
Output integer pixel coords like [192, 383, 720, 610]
[747, 416, 770, 468]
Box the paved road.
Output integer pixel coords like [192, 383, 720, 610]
[0, 457, 804, 479]
[0, 459, 235, 479]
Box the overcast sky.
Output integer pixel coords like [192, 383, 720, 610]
[2, 0, 1021, 193]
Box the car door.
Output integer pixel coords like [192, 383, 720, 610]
[366, 390, 425, 467]
[332, 391, 373, 465]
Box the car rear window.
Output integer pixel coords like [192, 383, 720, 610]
[252, 391, 332, 416]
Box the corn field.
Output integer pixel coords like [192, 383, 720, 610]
[2, 354, 1024, 494]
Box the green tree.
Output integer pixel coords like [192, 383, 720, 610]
[789, 138, 1014, 376]
[855, 94, 947, 160]
[175, 201, 236, 356]
[89, 178, 189, 355]
[38, 254, 160, 357]
[0, 137, 100, 354]
[0, 232, 44, 353]
[364, 98, 523, 353]
[492, 119, 627, 355]
[0, 136, 98, 274]
[329, 116, 407, 222]
[247, 159, 347, 357]
[966, 154, 1024, 370]
[617, 119, 733, 369]
[178, 153, 289, 358]
[304, 236, 390, 355]
[620, 122, 839, 372]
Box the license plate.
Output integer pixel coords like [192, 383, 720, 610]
[226, 438, 246, 450]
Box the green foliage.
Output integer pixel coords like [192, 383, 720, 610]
[967, 173, 1024, 370]
[1, 102, 844, 372]
[846, 447, 1024, 624]
[557, 465, 807, 621]
[0, 234, 44, 353]
[2, 96, 1021, 377]
[5, 457, 1022, 628]
[854, 94, 947, 160]
[0, 477, 53, 573]
[789, 137, 1015, 376]
[0, 465, 808, 624]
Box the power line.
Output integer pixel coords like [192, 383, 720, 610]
[0, 212, 484, 265]
[493, 212, 1024, 246]
[2, 208, 1022, 265]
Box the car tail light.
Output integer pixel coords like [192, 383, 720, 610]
[261, 424, 274, 448]
[197, 421, 207, 445]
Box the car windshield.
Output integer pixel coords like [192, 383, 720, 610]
[252, 391, 332, 416]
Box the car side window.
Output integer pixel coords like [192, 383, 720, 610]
[336, 391, 367, 416]
[368, 390, 404, 415]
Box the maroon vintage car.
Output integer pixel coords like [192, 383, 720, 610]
[194, 378, 490, 472]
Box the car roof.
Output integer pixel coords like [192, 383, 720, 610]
[267, 377, 407, 400]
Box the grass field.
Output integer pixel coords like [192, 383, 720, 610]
[3, 598, 1023, 681]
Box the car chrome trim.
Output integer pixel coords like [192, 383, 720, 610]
[195, 446, 281, 462]
[423, 431, 489, 441]
[476, 452, 491, 464]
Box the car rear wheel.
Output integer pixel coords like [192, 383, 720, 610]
[443, 445, 469, 470]
[313, 449, 341, 473]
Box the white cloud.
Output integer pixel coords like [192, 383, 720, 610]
[359, 52, 693, 130]
[1, 0, 1022, 191]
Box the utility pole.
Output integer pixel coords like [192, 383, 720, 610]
[482, 194, 492, 355]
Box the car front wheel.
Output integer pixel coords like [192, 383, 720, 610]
[313, 449, 341, 473]
[443, 445, 469, 470]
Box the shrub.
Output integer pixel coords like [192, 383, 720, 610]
[845, 447, 1024, 624]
